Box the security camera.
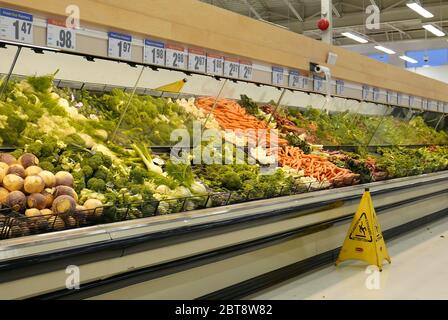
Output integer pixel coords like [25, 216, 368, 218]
[310, 62, 330, 74]
[423, 55, 429, 63]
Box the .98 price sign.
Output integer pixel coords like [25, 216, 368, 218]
[47, 19, 76, 50]
[0, 8, 33, 44]
[108, 32, 132, 60]
[166, 44, 186, 69]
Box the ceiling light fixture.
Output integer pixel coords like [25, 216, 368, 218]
[400, 55, 418, 64]
[406, 1, 434, 18]
[341, 32, 369, 43]
[374, 45, 396, 55]
[423, 24, 446, 37]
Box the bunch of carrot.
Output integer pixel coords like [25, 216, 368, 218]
[279, 146, 358, 184]
[195, 97, 288, 146]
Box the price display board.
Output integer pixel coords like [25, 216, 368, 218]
[239, 60, 253, 81]
[288, 70, 300, 88]
[108, 32, 132, 60]
[272, 67, 284, 86]
[224, 57, 240, 78]
[0, 8, 33, 43]
[166, 44, 187, 69]
[144, 39, 165, 66]
[206, 53, 224, 76]
[188, 48, 206, 73]
[47, 19, 76, 50]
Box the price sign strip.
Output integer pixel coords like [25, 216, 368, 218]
[108, 32, 132, 60]
[188, 48, 206, 73]
[166, 44, 187, 70]
[239, 60, 253, 81]
[207, 53, 224, 76]
[0, 8, 33, 44]
[144, 39, 165, 66]
[47, 19, 76, 50]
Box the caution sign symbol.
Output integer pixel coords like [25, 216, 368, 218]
[349, 212, 373, 243]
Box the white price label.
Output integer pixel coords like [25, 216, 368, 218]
[0, 8, 33, 43]
[373, 88, 379, 101]
[239, 61, 253, 81]
[272, 67, 284, 86]
[409, 96, 414, 107]
[314, 76, 323, 91]
[207, 54, 224, 76]
[144, 39, 165, 66]
[47, 19, 76, 50]
[108, 32, 132, 60]
[188, 49, 206, 73]
[289, 70, 300, 88]
[336, 80, 344, 95]
[224, 58, 240, 78]
[166, 44, 186, 69]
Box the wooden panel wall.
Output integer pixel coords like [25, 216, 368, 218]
[1, 0, 448, 102]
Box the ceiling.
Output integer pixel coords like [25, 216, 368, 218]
[201, 0, 448, 46]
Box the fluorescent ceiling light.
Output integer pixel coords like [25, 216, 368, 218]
[423, 24, 446, 37]
[406, 1, 434, 18]
[400, 55, 418, 64]
[374, 45, 396, 55]
[341, 32, 368, 43]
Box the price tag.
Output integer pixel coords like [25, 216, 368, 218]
[47, 19, 76, 50]
[0, 8, 33, 43]
[207, 53, 224, 76]
[108, 32, 132, 60]
[313, 76, 323, 91]
[362, 85, 370, 100]
[166, 44, 186, 69]
[239, 60, 253, 81]
[272, 67, 284, 86]
[224, 57, 240, 78]
[144, 39, 165, 66]
[397, 93, 402, 105]
[188, 48, 206, 73]
[372, 88, 379, 101]
[409, 96, 414, 107]
[336, 80, 344, 95]
[444, 103, 448, 113]
[288, 70, 300, 88]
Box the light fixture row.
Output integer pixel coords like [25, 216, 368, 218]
[340, 1, 444, 64]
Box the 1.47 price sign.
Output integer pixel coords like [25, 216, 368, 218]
[0, 8, 33, 44]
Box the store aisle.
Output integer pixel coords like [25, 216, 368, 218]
[248, 216, 448, 300]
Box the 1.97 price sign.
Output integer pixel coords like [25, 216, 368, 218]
[108, 32, 132, 60]
[0, 8, 33, 44]
[47, 19, 76, 50]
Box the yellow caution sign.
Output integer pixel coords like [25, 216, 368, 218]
[155, 78, 187, 93]
[336, 188, 391, 271]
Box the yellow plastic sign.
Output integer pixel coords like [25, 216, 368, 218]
[155, 78, 187, 93]
[336, 188, 391, 271]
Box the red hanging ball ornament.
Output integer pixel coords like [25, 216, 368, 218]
[318, 18, 330, 31]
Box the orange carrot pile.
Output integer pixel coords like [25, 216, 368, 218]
[195, 97, 288, 146]
[279, 146, 358, 185]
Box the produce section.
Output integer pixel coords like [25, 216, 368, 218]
[0, 70, 447, 240]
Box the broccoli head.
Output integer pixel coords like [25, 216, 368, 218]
[94, 166, 109, 181]
[87, 177, 106, 192]
[221, 172, 243, 191]
[72, 170, 86, 194]
[39, 161, 55, 172]
[88, 154, 103, 170]
[82, 165, 94, 179]
[130, 166, 149, 184]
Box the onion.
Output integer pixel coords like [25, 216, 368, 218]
[55, 171, 74, 187]
[38, 171, 56, 188]
[3, 174, 24, 192]
[24, 176, 45, 194]
[25, 166, 42, 177]
[19, 153, 39, 169]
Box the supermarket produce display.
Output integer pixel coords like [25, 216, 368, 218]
[0, 73, 447, 240]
